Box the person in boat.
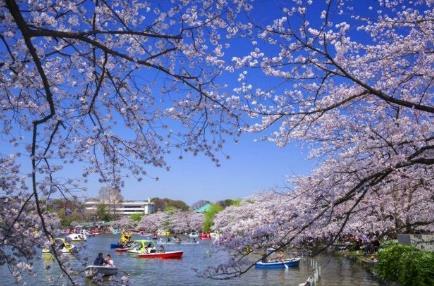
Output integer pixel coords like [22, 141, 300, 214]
[143, 242, 152, 254]
[276, 251, 285, 262]
[146, 242, 157, 253]
[261, 254, 268, 263]
[94, 253, 104, 266]
[58, 240, 65, 250]
[104, 254, 114, 267]
[158, 244, 165, 253]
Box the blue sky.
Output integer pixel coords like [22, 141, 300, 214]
[78, 1, 324, 204]
[80, 134, 316, 204]
[3, 0, 404, 205]
[66, 1, 320, 204]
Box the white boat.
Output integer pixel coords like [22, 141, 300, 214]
[85, 265, 118, 278]
[67, 233, 87, 241]
[188, 231, 199, 238]
[210, 232, 220, 240]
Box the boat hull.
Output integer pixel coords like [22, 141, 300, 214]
[114, 248, 129, 252]
[255, 258, 301, 269]
[136, 251, 183, 259]
[85, 265, 118, 278]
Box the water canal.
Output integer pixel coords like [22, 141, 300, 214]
[1, 234, 381, 285]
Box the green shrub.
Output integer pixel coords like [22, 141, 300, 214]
[376, 243, 434, 286]
[130, 213, 143, 222]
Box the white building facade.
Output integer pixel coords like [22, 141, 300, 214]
[85, 198, 155, 215]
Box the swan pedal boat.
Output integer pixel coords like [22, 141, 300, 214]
[255, 257, 301, 269]
[136, 250, 183, 259]
[67, 233, 87, 242]
[85, 265, 118, 278]
[42, 238, 76, 254]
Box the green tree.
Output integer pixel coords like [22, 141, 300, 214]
[96, 203, 112, 221]
[203, 203, 223, 232]
[217, 199, 240, 208]
[46, 198, 88, 227]
[152, 197, 189, 212]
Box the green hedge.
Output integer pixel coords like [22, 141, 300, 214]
[376, 243, 434, 286]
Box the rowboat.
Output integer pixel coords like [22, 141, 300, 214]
[136, 250, 183, 259]
[85, 265, 118, 278]
[255, 257, 301, 269]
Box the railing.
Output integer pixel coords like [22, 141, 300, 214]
[299, 258, 321, 286]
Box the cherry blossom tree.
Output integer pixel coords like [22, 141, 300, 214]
[0, 155, 61, 282]
[139, 210, 203, 234]
[211, 177, 433, 277]
[1, 0, 433, 282]
[209, 0, 433, 278]
[0, 0, 251, 282]
[138, 211, 169, 233]
[110, 215, 134, 229]
[171, 210, 204, 234]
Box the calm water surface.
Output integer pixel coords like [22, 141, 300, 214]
[1, 234, 381, 285]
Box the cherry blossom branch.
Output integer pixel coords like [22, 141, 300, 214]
[5, 0, 75, 283]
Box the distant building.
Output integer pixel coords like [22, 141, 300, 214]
[194, 203, 212, 213]
[398, 234, 434, 252]
[84, 198, 155, 216]
[191, 200, 211, 210]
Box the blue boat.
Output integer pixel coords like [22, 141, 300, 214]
[255, 257, 301, 269]
[110, 243, 122, 249]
